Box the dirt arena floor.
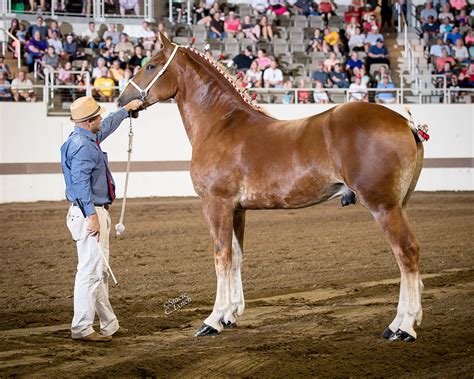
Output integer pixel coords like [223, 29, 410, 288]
[0, 192, 473, 378]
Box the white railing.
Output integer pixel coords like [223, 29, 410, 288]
[0, 27, 21, 69]
[2, 83, 472, 107]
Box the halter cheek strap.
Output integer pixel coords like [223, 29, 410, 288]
[125, 44, 180, 101]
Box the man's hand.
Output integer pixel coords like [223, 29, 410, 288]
[123, 99, 144, 112]
[87, 214, 100, 238]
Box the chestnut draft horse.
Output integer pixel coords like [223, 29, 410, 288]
[118, 33, 425, 342]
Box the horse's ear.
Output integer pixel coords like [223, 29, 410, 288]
[158, 32, 173, 52]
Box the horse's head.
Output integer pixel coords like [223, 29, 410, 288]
[117, 33, 179, 118]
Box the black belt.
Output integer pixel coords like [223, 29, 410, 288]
[73, 203, 110, 210]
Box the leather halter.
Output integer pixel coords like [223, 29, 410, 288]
[125, 44, 180, 101]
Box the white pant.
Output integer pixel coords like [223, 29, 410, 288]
[67, 205, 119, 338]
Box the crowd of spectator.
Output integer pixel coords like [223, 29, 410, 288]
[420, 0, 474, 99]
[13, 0, 142, 17]
[3, 15, 167, 102]
[2, 0, 472, 104]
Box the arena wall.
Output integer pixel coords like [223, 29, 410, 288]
[0, 102, 472, 203]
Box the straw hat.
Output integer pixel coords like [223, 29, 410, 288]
[70, 96, 106, 122]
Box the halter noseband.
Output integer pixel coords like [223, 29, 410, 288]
[126, 44, 180, 101]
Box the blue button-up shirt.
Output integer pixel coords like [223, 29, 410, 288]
[60, 108, 129, 216]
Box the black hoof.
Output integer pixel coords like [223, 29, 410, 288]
[382, 327, 396, 340]
[194, 323, 220, 337]
[220, 319, 237, 329]
[388, 329, 416, 342]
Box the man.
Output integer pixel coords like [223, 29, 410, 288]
[138, 21, 156, 51]
[11, 70, 36, 102]
[422, 16, 439, 44]
[349, 75, 368, 102]
[48, 30, 65, 58]
[82, 21, 100, 49]
[27, 16, 47, 39]
[103, 24, 121, 46]
[209, 12, 227, 40]
[61, 96, 143, 342]
[376, 75, 397, 103]
[329, 63, 350, 88]
[25, 30, 48, 72]
[367, 38, 390, 72]
[115, 33, 134, 57]
[233, 46, 254, 72]
[420, 1, 437, 24]
[263, 57, 283, 88]
[311, 61, 331, 87]
[430, 38, 449, 57]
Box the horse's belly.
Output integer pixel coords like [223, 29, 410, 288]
[238, 180, 342, 210]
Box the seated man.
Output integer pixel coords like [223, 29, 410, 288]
[422, 16, 439, 44]
[420, 1, 437, 25]
[233, 46, 254, 72]
[430, 38, 449, 58]
[330, 63, 350, 88]
[367, 38, 390, 72]
[263, 57, 283, 88]
[11, 70, 36, 102]
[115, 33, 134, 57]
[209, 12, 227, 40]
[376, 75, 397, 103]
[311, 61, 331, 87]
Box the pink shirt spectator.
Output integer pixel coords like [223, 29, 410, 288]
[450, 0, 466, 10]
[256, 56, 271, 69]
[224, 18, 241, 33]
[58, 67, 73, 83]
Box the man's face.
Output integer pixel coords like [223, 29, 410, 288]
[89, 23, 95, 31]
[36, 17, 43, 26]
[19, 71, 25, 80]
[89, 116, 103, 134]
[270, 60, 277, 69]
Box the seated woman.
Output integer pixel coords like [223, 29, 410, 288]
[452, 39, 469, 64]
[297, 78, 313, 103]
[313, 80, 330, 104]
[256, 48, 271, 70]
[319, 0, 337, 21]
[224, 11, 242, 39]
[324, 51, 341, 72]
[322, 27, 342, 54]
[268, 0, 290, 16]
[435, 48, 456, 72]
[348, 26, 366, 52]
[244, 59, 263, 88]
[257, 15, 274, 41]
[307, 28, 324, 53]
[241, 15, 260, 41]
[345, 17, 359, 38]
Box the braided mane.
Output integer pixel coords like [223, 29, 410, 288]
[183, 46, 262, 111]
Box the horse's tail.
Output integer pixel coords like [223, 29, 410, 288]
[403, 127, 425, 208]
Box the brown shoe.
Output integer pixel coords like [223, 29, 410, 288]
[112, 326, 128, 336]
[73, 331, 112, 342]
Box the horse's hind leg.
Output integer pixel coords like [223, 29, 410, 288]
[372, 206, 422, 342]
[195, 196, 234, 337]
[221, 210, 246, 328]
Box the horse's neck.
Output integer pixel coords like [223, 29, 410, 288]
[174, 52, 264, 147]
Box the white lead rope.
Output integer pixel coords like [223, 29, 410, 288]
[115, 115, 134, 236]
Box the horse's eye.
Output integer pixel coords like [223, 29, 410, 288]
[147, 64, 155, 71]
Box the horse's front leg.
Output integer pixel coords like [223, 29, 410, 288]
[195, 196, 235, 337]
